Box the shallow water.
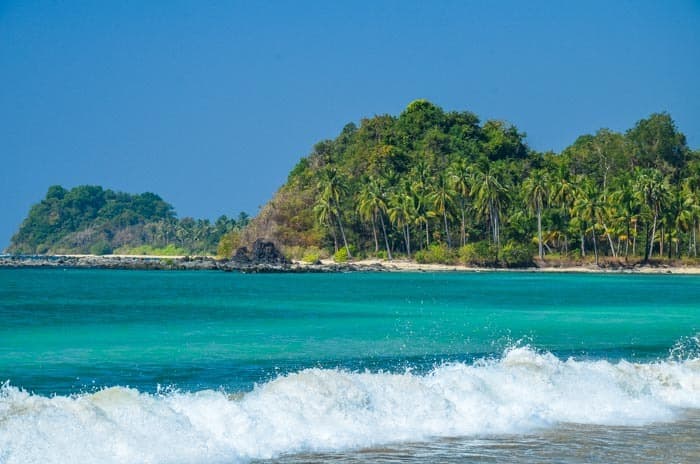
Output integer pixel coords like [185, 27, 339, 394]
[1, 269, 699, 463]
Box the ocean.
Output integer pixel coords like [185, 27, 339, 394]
[1, 268, 699, 463]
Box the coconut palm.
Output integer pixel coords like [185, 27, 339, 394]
[357, 178, 392, 259]
[428, 172, 456, 248]
[522, 169, 550, 259]
[572, 178, 605, 265]
[313, 196, 339, 252]
[450, 159, 473, 246]
[388, 188, 415, 258]
[609, 175, 638, 259]
[472, 167, 508, 250]
[634, 168, 669, 262]
[318, 168, 352, 258]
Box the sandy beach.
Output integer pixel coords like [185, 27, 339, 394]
[310, 258, 700, 274]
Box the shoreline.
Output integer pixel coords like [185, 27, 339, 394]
[2, 254, 700, 274]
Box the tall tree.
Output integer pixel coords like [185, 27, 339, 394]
[472, 166, 509, 251]
[428, 172, 456, 248]
[317, 168, 352, 258]
[523, 169, 550, 259]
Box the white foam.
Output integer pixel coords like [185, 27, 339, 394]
[2, 348, 699, 464]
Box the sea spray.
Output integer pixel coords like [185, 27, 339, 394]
[2, 348, 700, 464]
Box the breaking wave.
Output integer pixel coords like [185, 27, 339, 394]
[2, 347, 700, 463]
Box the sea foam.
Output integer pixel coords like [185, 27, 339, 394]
[1, 347, 699, 464]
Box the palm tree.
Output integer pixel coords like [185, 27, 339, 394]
[318, 168, 352, 258]
[572, 178, 604, 265]
[472, 167, 508, 251]
[634, 168, 669, 262]
[550, 171, 576, 255]
[388, 189, 415, 258]
[522, 169, 550, 259]
[450, 159, 473, 246]
[428, 172, 456, 248]
[609, 176, 637, 260]
[679, 180, 700, 257]
[313, 196, 338, 252]
[357, 178, 392, 259]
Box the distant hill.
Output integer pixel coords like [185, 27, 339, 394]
[239, 100, 700, 265]
[8, 185, 248, 256]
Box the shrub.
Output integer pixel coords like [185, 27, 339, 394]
[414, 244, 457, 264]
[458, 241, 497, 266]
[500, 241, 534, 267]
[89, 241, 112, 256]
[375, 250, 388, 259]
[302, 251, 321, 264]
[333, 245, 356, 262]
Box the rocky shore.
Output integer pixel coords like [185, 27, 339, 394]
[0, 241, 386, 273]
[2, 240, 699, 274]
[0, 254, 388, 272]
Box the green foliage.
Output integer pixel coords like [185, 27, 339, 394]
[89, 240, 112, 256]
[302, 251, 321, 264]
[9, 185, 248, 256]
[251, 100, 698, 267]
[333, 244, 356, 262]
[333, 247, 349, 263]
[116, 244, 188, 256]
[414, 244, 457, 264]
[216, 229, 242, 258]
[458, 242, 498, 266]
[500, 241, 535, 267]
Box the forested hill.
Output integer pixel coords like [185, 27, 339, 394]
[241, 99, 700, 265]
[8, 185, 249, 255]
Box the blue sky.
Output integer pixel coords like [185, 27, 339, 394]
[1, 0, 699, 250]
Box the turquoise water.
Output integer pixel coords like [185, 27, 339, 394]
[1, 269, 700, 463]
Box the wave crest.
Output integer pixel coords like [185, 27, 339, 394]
[2, 348, 700, 463]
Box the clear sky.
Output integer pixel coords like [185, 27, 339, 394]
[1, 0, 699, 250]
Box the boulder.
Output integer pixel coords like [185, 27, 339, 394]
[250, 239, 289, 265]
[231, 239, 289, 266]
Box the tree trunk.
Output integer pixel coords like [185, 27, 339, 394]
[648, 213, 658, 260]
[379, 212, 392, 260]
[592, 228, 599, 266]
[331, 223, 338, 253]
[603, 223, 616, 257]
[371, 213, 379, 253]
[443, 210, 451, 248]
[461, 205, 466, 247]
[405, 225, 411, 258]
[336, 213, 351, 258]
[581, 232, 586, 257]
[625, 219, 630, 260]
[537, 204, 543, 259]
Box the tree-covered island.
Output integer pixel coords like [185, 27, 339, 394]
[8, 100, 700, 268]
[236, 100, 700, 267]
[7, 185, 249, 256]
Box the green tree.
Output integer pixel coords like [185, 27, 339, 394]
[317, 168, 352, 258]
[522, 169, 550, 259]
[472, 166, 508, 252]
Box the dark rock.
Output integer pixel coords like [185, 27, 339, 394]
[250, 239, 289, 265]
[232, 246, 251, 264]
[231, 240, 289, 266]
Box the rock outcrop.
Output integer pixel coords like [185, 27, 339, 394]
[231, 239, 289, 266]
